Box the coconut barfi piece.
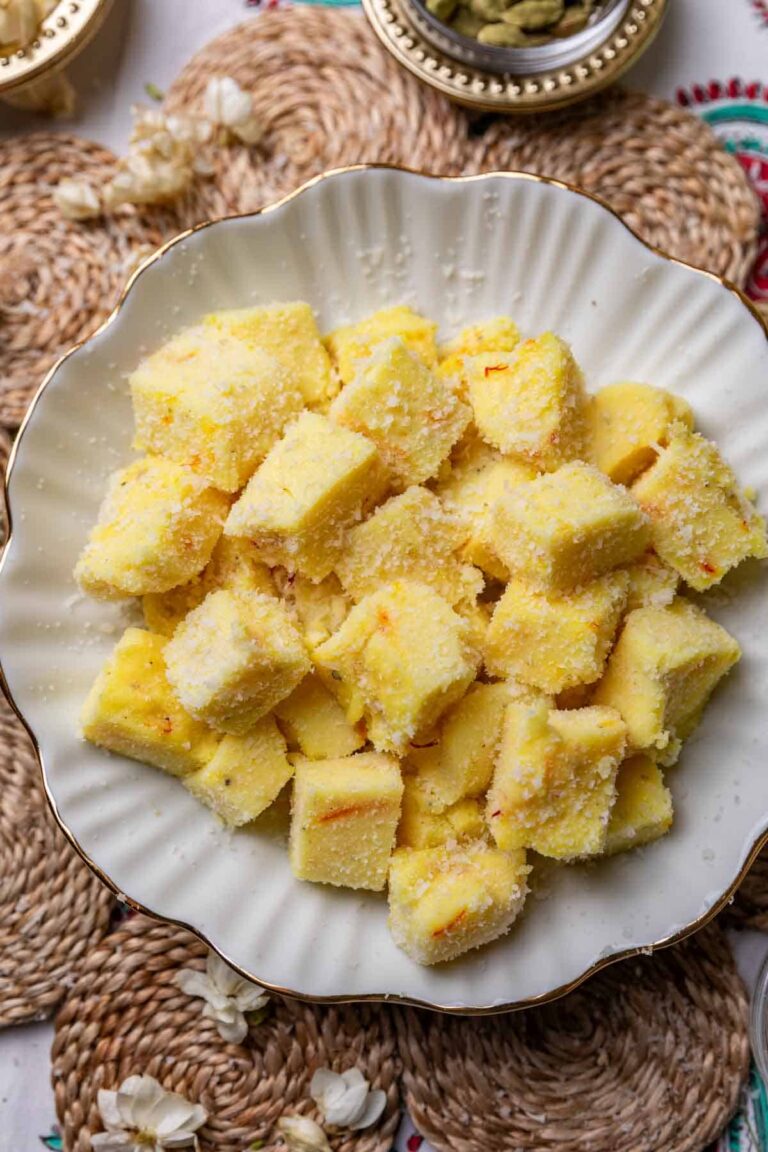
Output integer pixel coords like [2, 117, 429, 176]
[131, 326, 304, 493]
[165, 589, 310, 734]
[487, 702, 627, 859]
[587, 381, 694, 486]
[631, 423, 767, 591]
[281, 572, 351, 653]
[225, 412, 385, 581]
[81, 628, 219, 776]
[329, 338, 470, 490]
[289, 752, 403, 890]
[313, 580, 479, 753]
[335, 486, 483, 606]
[184, 715, 293, 827]
[490, 461, 650, 591]
[437, 317, 521, 399]
[143, 537, 275, 637]
[74, 456, 228, 600]
[592, 598, 740, 764]
[325, 305, 438, 385]
[484, 571, 629, 692]
[435, 436, 536, 580]
[604, 754, 673, 856]
[398, 774, 485, 849]
[388, 840, 530, 965]
[623, 551, 679, 612]
[467, 333, 588, 471]
[204, 301, 336, 408]
[274, 673, 365, 760]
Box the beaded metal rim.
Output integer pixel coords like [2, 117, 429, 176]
[0, 0, 113, 94]
[1, 166, 767, 1016]
[361, 0, 668, 113]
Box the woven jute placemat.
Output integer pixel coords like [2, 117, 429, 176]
[468, 89, 761, 287]
[0, 691, 113, 1029]
[0, 134, 171, 430]
[51, 914, 402, 1152]
[396, 924, 748, 1152]
[165, 8, 471, 215]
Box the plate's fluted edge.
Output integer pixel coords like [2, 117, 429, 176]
[1, 164, 767, 1016]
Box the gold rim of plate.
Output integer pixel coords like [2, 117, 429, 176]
[0, 0, 113, 93]
[1, 166, 767, 1016]
[362, 0, 668, 113]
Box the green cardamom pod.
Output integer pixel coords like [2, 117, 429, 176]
[450, 8, 486, 35]
[549, 1, 592, 36]
[426, 0, 459, 22]
[477, 20, 532, 44]
[470, 0, 513, 22]
[501, 0, 564, 29]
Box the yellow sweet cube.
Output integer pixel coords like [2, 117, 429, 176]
[130, 326, 304, 493]
[437, 317, 521, 399]
[398, 774, 484, 849]
[329, 338, 470, 490]
[335, 486, 483, 606]
[143, 537, 275, 637]
[289, 751, 403, 890]
[325, 305, 438, 385]
[75, 457, 228, 600]
[164, 589, 310, 734]
[184, 715, 293, 826]
[455, 598, 492, 651]
[274, 673, 365, 759]
[435, 436, 536, 580]
[411, 681, 522, 811]
[483, 572, 629, 692]
[467, 333, 587, 471]
[490, 461, 650, 590]
[604, 754, 673, 855]
[623, 551, 679, 612]
[631, 423, 767, 591]
[313, 580, 479, 753]
[81, 628, 219, 776]
[487, 702, 627, 859]
[204, 301, 336, 408]
[388, 841, 530, 965]
[592, 598, 740, 764]
[225, 412, 385, 581]
[281, 572, 351, 652]
[587, 381, 694, 486]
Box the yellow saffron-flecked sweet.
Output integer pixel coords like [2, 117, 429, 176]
[490, 461, 650, 590]
[81, 627, 219, 776]
[398, 773, 485, 849]
[184, 715, 293, 826]
[329, 337, 470, 490]
[388, 840, 530, 964]
[483, 571, 629, 692]
[274, 673, 365, 760]
[487, 701, 627, 859]
[631, 422, 767, 591]
[204, 301, 336, 409]
[604, 754, 673, 855]
[313, 580, 479, 753]
[164, 589, 310, 734]
[130, 324, 304, 492]
[143, 536, 275, 637]
[325, 305, 438, 385]
[74, 456, 228, 600]
[622, 550, 679, 612]
[437, 317, 521, 398]
[289, 751, 403, 890]
[592, 597, 740, 764]
[225, 411, 385, 580]
[467, 333, 587, 471]
[587, 381, 694, 486]
[281, 571, 351, 653]
[335, 485, 483, 606]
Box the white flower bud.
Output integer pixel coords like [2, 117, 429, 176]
[52, 179, 101, 221]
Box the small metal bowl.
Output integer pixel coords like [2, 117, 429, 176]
[362, 0, 668, 113]
[0, 0, 112, 99]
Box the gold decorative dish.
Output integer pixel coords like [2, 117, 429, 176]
[361, 0, 668, 112]
[0, 0, 112, 97]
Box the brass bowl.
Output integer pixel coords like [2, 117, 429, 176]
[0, 0, 113, 96]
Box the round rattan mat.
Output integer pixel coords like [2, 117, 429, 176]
[468, 89, 761, 287]
[0, 134, 172, 430]
[0, 689, 113, 1028]
[51, 914, 402, 1152]
[397, 924, 748, 1152]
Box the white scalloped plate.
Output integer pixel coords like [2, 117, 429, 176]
[2, 168, 767, 1013]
